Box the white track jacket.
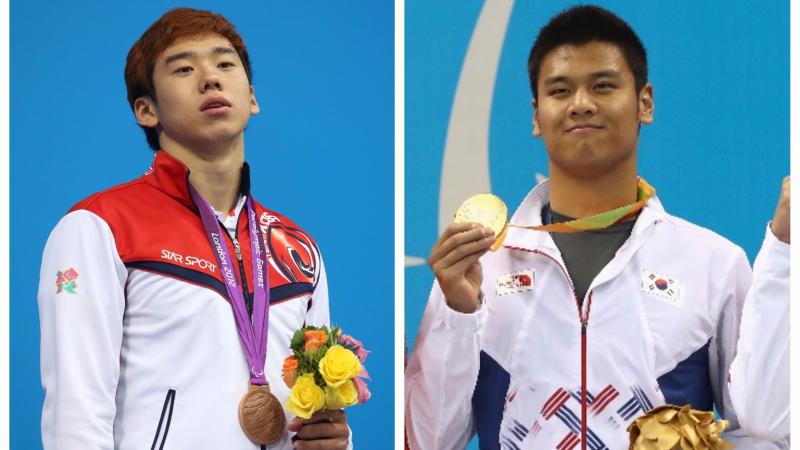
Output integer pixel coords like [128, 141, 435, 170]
[406, 180, 788, 450]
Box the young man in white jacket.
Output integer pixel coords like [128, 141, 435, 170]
[406, 5, 789, 450]
[38, 8, 351, 450]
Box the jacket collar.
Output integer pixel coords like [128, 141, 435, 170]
[143, 150, 252, 212]
[502, 178, 668, 251]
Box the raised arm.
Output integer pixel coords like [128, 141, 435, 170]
[728, 177, 790, 442]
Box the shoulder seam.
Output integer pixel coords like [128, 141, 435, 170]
[74, 177, 149, 211]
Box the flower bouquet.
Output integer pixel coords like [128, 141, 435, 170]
[282, 325, 371, 419]
[627, 404, 733, 450]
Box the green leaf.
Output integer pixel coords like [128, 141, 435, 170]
[290, 329, 305, 353]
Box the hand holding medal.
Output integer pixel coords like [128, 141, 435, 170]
[435, 178, 655, 313]
[427, 195, 504, 314]
[453, 194, 509, 251]
[453, 177, 656, 243]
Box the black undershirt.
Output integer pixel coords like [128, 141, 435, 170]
[542, 203, 636, 306]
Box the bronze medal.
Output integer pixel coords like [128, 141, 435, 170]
[191, 187, 284, 444]
[454, 193, 509, 251]
[238, 383, 286, 445]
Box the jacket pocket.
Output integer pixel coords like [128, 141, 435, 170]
[151, 389, 176, 450]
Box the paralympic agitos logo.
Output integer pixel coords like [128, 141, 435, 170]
[260, 213, 319, 285]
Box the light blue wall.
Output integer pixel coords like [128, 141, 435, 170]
[11, 2, 393, 449]
[406, 2, 788, 448]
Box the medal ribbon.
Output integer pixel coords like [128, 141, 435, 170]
[189, 185, 271, 385]
[510, 177, 655, 233]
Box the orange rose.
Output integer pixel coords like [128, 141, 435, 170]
[282, 355, 299, 387]
[304, 330, 328, 352]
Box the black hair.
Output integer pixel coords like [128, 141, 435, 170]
[527, 5, 647, 101]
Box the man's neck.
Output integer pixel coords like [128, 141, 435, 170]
[547, 161, 639, 219]
[161, 136, 245, 213]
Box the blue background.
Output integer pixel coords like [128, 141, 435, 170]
[405, 2, 788, 448]
[11, 2, 393, 449]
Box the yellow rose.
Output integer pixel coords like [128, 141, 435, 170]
[319, 344, 362, 387]
[285, 373, 325, 419]
[325, 380, 359, 409]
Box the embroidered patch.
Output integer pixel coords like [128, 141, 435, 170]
[496, 269, 534, 296]
[56, 267, 79, 294]
[641, 269, 682, 305]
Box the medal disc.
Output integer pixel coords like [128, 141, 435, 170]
[238, 383, 286, 445]
[454, 194, 508, 251]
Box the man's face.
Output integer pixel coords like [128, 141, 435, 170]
[533, 41, 653, 178]
[137, 33, 259, 150]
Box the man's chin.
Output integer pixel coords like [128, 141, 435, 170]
[167, 131, 245, 154]
[550, 154, 623, 179]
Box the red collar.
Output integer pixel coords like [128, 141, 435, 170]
[144, 150, 251, 211]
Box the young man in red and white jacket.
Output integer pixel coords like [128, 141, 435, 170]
[39, 8, 351, 450]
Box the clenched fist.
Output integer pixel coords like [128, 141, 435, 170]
[770, 176, 790, 244]
[428, 223, 496, 313]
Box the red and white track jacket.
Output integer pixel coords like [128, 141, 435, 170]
[406, 180, 788, 450]
[39, 151, 335, 450]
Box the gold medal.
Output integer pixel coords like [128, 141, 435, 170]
[454, 193, 508, 251]
[238, 383, 286, 445]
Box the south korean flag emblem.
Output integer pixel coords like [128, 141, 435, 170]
[641, 269, 682, 306]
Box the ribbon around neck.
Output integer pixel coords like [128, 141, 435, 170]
[512, 177, 656, 233]
[189, 184, 271, 385]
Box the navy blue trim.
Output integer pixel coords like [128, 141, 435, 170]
[572, 389, 595, 405]
[472, 351, 510, 450]
[271, 282, 314, 302]
[556, 407, 609, 450]
[618, 397, 641, 420]
[240, 162, 251, 194]
[501, 437, 521, 450]
[151, 389, 175, 450]
[657, 340, 712, 411]
[633, 386, 654, 411]
[542, 202, 553, 225]
[126, 261, 312, 304]
[555, 408, 580, 435]
[128, 261, 228, 299]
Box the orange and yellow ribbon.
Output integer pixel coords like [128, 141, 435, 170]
[513, 178, 655, 234]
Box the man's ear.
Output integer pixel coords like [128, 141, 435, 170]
[249, 85, 260, 115]
[638, 84, 654, 125]
[532, 99, 541, 137]
[134, 96, 159, 128]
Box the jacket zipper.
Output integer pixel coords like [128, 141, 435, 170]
[530, 249, 592, 450]
[580, 294, 592, 450]
[231, 232, 254, 316]
[186, 182, 253, 315]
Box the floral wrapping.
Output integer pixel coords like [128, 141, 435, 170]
[627, 404, 734, 450]
[282, 325, 371, 419]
